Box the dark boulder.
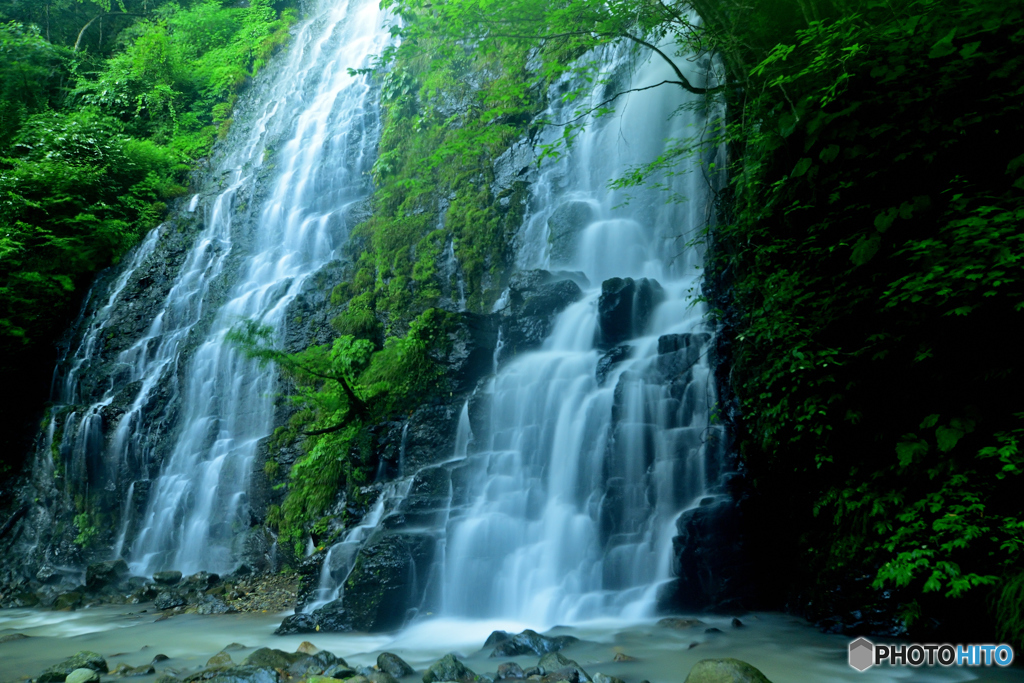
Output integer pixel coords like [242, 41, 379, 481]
[287, 650, 340, 677]
[484, 630, 512, 648]
[242, 648, 303, 670]
[497, 271, 584, 363]
[597, 278, 664, 348]
[183, 571, 219, 590]
[423, 654, 477, 683]
[537, 653, 589, 683]
[489, 630, 579, 657]
[596, 346, 632, 385]
[154, 591, 186, 610]
[275, 611, 319, 635]
[339, 531, 437, 631]
[658, 498, 752, 613]
[184, 666, 281, 683]
[153, 570, 182, 586]
[378, 652, 415, 677]
[85, 559, 129, 591]
[496, 663, 525, 680]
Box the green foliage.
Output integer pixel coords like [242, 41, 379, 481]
[230, 308, 457, 546]
[0, 1, 298, 469]
[697, 0, 1024, 635]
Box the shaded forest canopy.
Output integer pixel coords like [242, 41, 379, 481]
[1, 0, 1022, 649]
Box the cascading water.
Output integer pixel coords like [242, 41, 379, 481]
[127, 0, 388, 576]
[40, 0, 388, 577]
[436, 46, 724, 623]
[306, 43, 726, 626]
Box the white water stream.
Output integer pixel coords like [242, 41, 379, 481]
[42, 0, 388, 577]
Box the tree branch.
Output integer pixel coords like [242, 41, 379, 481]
[74, 12, 146, 52]
[540, 79, 691, 127]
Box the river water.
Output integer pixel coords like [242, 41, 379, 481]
[1, 607, 1020, 682]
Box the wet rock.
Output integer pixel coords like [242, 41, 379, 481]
[731, 618, 744, 628]
[154, 591, 186, 610]
[423, 654, 477, 683]
[547, 200, 596, 264]
[153, 570, 183, 585]
[66, 670, 101, 683]
[297, 642, 320, 655]
[0, 632, 28, 644]
[208, 652, 234, 668]
[656, 618, 705, 629]
[597, 277, 664, 348]
[197, 595, 232, 615]
[85, 559, 130, 591]
[369, 671, 400, 683]
[274, 611, 319, 635]
[484, 631, 512, 648]
[496, 663, 525, 680]
[682, 659, 772, 683]
[11, 591, 39, 607]
[36, 565, 62, 584]
[704, 628, 722, 634]
[497, 271, 584, 362]
[155, 676, 180, 683]
[53, 591, 83, 610]
[592, 675, 624, 683]
[242, 647, 303, 670]
[662, 498, 752, 612]
[596, 345, 632, 385]
[110, 662, 156, 676]
[184, 666, 280, 683]
[537, 653, 589, 683]
[323, 663, 357, 678]
[288, 651, 341, 677]
[183, 571, 219, 590]
[38, 651, 108, 682]
[378, 652, 415, 677]
[611, 654, 636, 663]
[340, 531, 437, 631]
[490, 630, 579, 658]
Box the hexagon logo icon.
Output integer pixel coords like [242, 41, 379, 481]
[849, 637, 875, 671]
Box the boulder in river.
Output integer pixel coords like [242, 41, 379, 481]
[85, 559, 130, 591]
[490, 630, 579, 657]
[110, 662, 156, 676]
[153, 570, 182, 585]
[537, 652, 590, 683]
[496, 662, 525, 680]
[423, 654, 477, 683]
[242, 647, 304, 670]
[683, 659, 772, 683]
[592, 675, 624, 683]
[378, 652, 415, 677]
[183, 666, 280, 683]
[38, 651, 108, 682]
[154, 591, 186, 610]
[288, 650, 341, 677]
[65, 670, 100, 683]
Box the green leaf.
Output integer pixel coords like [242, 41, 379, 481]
[792, 157, 813, 177]
[851, 233, 881, 266]
[920, 414, 941, 429]
[929, 28, 958, 59]
[936, 425, 965, 452]
[874, 207, 898, 232]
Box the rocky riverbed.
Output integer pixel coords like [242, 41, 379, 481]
[2, 609, 1024, 683]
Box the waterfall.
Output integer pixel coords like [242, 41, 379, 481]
[435, 46, 724, 623]
[304, 42, 726, 627]
[127, 0, 387, 576]
[40, 0, 388, 577]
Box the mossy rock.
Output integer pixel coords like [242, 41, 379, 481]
[38, 651, 108, 682]
[423, 654, 477, 683]
[682, 659, 772, 683]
